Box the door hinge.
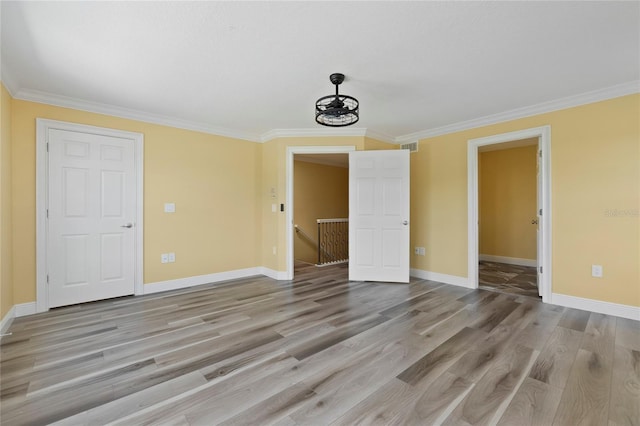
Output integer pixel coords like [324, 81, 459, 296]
[539, 209, 542, 216]
[539, 266, 543, 274]
[46, 209, 49, 219]
[539, 150, 542, 158]
[46, 274, 49, 284]
[46, 143, 49, 152]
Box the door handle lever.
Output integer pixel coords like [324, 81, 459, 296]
[121, 223, 133, 228]
[402, 221, 409, 226]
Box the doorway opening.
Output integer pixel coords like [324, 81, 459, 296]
[285, 146, 355, 280]
[293, 153, 349, 268]
[468, 126, 552, 303]
[478, 139, 539, 299]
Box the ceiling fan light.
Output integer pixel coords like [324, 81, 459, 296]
[315, 73, 359, 127]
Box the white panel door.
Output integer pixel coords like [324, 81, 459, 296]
[349, 150, 410, 283]
[48, 129, 136, 307]
[536, 145, 543, 296]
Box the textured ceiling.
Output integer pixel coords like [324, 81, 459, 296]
[2, 1, 638, 142]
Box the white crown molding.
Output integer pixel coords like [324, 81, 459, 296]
[12, 88, 263, 143]
[0, 65, 19, 97]
[395, 80, 640, 144]
[364, 129, 396, 144]
[6, 78, 638, 146]
[260, 127, 369, 143]
[260, 127, 396, 144]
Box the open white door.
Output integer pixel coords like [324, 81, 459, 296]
[349, 150, 410, 283]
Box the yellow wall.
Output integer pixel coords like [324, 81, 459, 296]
[10, 99, 261, 304]
[479, 145, 537, 260]
[293, 160, 348, 263]
[412, 94, 639, 307]
[0, 83, 13, 319]
[3, 92, 639, 312]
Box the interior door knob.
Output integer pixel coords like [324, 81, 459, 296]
[402, 221, 409, 225]
[121, 223, 133, 228]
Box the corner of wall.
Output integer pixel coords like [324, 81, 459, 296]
[0, 82, 15, 319]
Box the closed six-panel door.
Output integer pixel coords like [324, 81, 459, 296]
[48, 129, 136, 307]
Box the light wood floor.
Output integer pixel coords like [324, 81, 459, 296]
[1, 263, 638, 425]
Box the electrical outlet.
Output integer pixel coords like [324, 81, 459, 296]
[161, 253, 169, 264]
[168, 252, 175, 263]
[592, 264, 603, 278]
[414, 247, 420, 255]
[418, 247, 426, 256]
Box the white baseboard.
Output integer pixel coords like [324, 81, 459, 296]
[479, 254, 537, 268]
[4, 268, 290, 321]
[410, 268, 472, 289]
[1, 302, 37, 338]
[15, 302, 37, 317]
[1, 305, 16, 337]
[144, 267, 263, 294]
[259, 267, 289, 280]
[551, 293, 640, 321]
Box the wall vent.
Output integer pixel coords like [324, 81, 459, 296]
[400, 142, 418, 152]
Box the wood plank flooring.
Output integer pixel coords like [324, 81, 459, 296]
[479, 261, 539, 300]
[1, 263, 638, 425]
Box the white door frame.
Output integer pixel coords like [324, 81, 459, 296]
[467, 125, 552, 302]
[36, 119, 144, 312]
[285, 145, 356, 280]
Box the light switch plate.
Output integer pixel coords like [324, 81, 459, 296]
[164, 203, 176, 213]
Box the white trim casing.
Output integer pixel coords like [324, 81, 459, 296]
[479, 254, 537, 268]
[285, 145, 356, 280]
[468, 126, 552, 303]
[36, 119, 144, 313]
[410, 268, 472, 289]
[144, 268, 264, 295]
[551, 293, 640, 321]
